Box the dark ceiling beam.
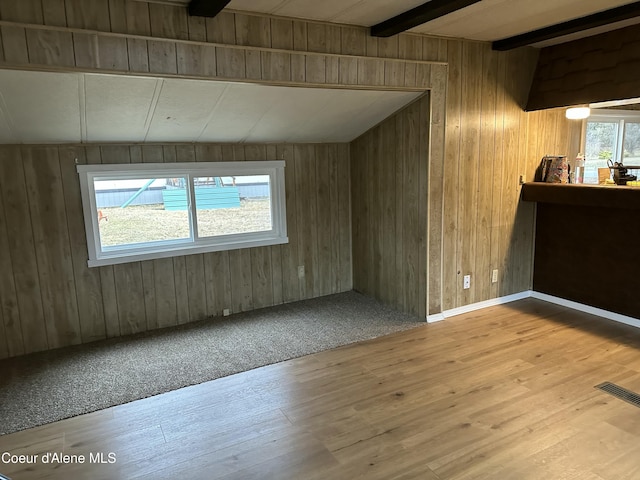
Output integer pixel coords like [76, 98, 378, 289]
[493, 1, 640, 51]
[188, 0, 232, 17]
[370, 0, 482, 37]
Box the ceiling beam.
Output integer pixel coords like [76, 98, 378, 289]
[493, 1, 640, 51]
[188, 0, 232, 17]
[370, 0, 482, 37]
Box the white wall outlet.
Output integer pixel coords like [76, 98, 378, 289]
[223, 308, 230, 316]
[519, 174, 525, 185]
[298, 265, 305, 278]
[492, 269, 498, 283]
[463, 274, 471, 289]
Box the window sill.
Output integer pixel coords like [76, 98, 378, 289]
[88, 235, 289, 267]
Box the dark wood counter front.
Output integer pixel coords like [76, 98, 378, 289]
[523, 183, 640, 320]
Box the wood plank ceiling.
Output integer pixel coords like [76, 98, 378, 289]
[170, 0, 640, 47]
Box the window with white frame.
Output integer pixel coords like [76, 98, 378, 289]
[584, 109, 640, 183]
[77, 161, 287, 267]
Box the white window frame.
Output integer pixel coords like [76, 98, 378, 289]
[585, 109, 640, 163]
[77, 161, 287, 267]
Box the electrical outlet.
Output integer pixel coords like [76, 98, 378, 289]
[519, 173, 525, 185]
[297, 265, 305, 278]
[463, 274, 471, 289]
[223, 308, 230, 316]
[492, 269, 498, 284]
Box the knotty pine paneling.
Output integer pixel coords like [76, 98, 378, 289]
[0, 144, 352, 357]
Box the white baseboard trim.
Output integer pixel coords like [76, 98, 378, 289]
[426, 313, 445, 323]
[427, 290, 640, 328]
[530, 291, 640, 329]
[426, 291, 532, 323]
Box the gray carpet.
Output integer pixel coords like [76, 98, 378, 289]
[0, 291, 425, 436]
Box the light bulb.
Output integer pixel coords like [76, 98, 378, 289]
[565, 107, 590, 120]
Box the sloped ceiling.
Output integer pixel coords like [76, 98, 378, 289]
[0, 70, 423, 144]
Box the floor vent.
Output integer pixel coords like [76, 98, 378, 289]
[595, 382, 640, 408]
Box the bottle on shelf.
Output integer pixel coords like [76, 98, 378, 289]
[574, 153, 585, 184]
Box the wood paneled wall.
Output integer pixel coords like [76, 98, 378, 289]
[0, 0, 583, 353]
[351, 95, 430, 318]
[351, 39, 581, 315]
[0, 143, 351, 357]
[0, 1, 444, 89]
[0, 1, 444, 357]
[442, 42, 581, 312]
[0, 0, 448, 63]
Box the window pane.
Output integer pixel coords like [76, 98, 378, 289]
[78, 161, 287, 267]
[585, 121, 618, 183]
[194, 175, 272, 237]
[623, 122, 640, 164]
[94, 177, 191, 249]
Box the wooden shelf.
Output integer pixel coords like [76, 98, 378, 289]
[521, 182, 640, 210]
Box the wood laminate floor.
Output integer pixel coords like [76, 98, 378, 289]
[2, 298, 640, 479]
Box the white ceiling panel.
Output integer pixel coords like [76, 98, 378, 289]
[285, 91, 365, 142]
[84, 74, 159, 142]
[291, 90, 423, 142]
[243, 87, 322, 143]
[0, 70, 81, 143]
[198, 82, 289, 143]
[249, 87, 422, 143]
[0, 69, 423, 145]
[146, 78, 229, 142]
[354, 91, 426, 131]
